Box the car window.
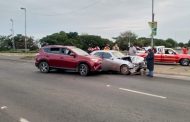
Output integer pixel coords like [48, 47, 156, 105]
[43, 48, 50, 53]
[94, 52, 103, 58]
[71, 47, 89, 56]
[103, 52, 112, 59]
[61, 48, 73, 56]
[50, 48, 60, 54]
[165, 49, 176, 55]
[111, 51, 125, 58]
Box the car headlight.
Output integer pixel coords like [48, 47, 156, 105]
[91, 58, 99, 62]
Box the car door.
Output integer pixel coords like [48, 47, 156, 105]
[102, 52, 118, 71]
[162, 49, 178, 63]
[60, 48, 78, 69]
[154, 53, 162, 62]
[47, 47, 62, 67]
[154, 47, 163, 62]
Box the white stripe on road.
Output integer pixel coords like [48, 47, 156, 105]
[1, 106, 8, 110]
[20, 118, 30, 122]
[119, 88, 167, 99]
[106, 85, 111, 87]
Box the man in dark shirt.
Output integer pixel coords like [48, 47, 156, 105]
[146, 48, 154, 77]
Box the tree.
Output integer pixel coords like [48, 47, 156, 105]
[187, 40, 190, 47]
[0, 35, 12, 51]
[40, 31, 68, 46]
[178, 42, 184, 47]
[39, 31, 113, 51]
[13, 34, 38, 50]
[115, 31, 138, 50]
[79, 35, 112, 50]
[165, 38, 177, 48]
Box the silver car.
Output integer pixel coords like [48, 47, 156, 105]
[91, 50, 146, 75]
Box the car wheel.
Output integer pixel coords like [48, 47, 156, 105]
[120, 65, 130, 75]
[79, 63, 89, 76]
[180, 59, 190, 66]
[39, 61, 49, 73]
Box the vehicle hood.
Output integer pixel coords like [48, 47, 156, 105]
[177, 54, 190, 58]
[120, 56, 144, 64]
[112, 58, 134, 68]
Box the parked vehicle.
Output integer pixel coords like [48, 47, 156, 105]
[35, 45, 102, 76]
[91, 50, 146, 75]
[137, 46, 190, 66]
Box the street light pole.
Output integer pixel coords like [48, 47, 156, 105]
[20, 7, 27, 52]
[10, 19, 15, 50]
[151, 0, 154, 48]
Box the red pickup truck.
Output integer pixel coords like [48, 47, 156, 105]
[137, 46, 190, 66]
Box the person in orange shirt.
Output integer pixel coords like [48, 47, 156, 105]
[104, 44, 110, 50]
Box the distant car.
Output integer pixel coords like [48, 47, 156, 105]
[91, 50, 146, 75]
[35, 45, 102, 76]
[137, 46, 190, 66]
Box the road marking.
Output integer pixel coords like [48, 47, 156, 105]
[1, 106, 8, 110]
[106, 85, 111, 87]
[119, 88, 167, 99]
[20, 118, 30, 122]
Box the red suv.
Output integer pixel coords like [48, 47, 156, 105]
[35, 45, 102, 76]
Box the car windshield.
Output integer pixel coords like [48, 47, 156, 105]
[72, 48, 89, 56]
[112, 51, 125, 58]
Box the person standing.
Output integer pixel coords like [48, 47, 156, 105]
[146, 48, 154, 77]
[182, 46, 189, 54]
[128, 45, 137, 56]
[104, 44, 110, 50]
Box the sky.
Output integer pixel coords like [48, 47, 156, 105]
[0, 0, 190, 43]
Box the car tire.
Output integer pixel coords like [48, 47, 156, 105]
[39, 61, 50, 73]
[120, 65, 130, 75]
[180, 59, 190, 66]
[79, 63, 89, 76]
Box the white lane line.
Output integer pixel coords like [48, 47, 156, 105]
[1, 106, 8, 110]
[20, 118, 30, 122]
[106, 85, 111, 87]
[119, 88, 167, 99]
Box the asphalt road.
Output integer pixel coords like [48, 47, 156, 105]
[0, 59, 190, 122]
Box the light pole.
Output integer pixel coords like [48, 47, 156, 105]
[20, 7, 27, 52]
[151, 0, 154, 48]
[10, 19, 15, 50]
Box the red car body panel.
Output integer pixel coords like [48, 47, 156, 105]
[35, 45, 102, 72]
[137, 52, 190, 64]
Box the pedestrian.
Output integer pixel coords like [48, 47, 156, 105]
[112, 43, 120, 51]
[182, 46, 189, 54]
[128, 45, 137, 56]
[104, 44, 110, 50]
[146, 48, 154, 77]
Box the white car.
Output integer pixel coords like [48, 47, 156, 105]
[91, 50, 146, 75]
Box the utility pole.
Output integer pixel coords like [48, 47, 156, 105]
[20, 7, 27, 52]
[10, 19, 15, 50]
[151, 0, 154, 48]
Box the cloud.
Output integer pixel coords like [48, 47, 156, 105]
[0, 0, 189, 42]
